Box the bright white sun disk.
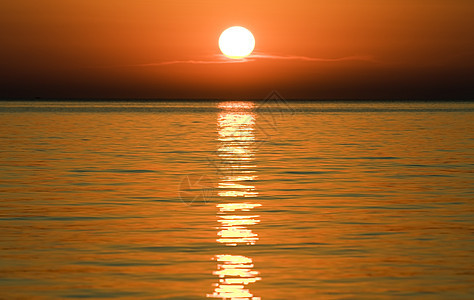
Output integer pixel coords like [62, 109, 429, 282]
[219, 26, 255, 59]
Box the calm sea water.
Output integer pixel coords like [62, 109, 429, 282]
[0, 101, 473, 299]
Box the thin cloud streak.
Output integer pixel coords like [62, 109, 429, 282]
[140, 58, 249, 66]
[105, 53, 376, 68]
[250, 53, 377, 63]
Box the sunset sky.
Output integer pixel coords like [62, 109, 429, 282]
[1, 0, 473, 100]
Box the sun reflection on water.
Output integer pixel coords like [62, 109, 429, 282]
[208, 102, 261, 300]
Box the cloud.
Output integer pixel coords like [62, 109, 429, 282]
[249, 53, 376, 63]
[96, 53, 376, 68]
[135, 57, 247, 66]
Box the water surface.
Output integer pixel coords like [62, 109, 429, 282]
[0, 101, 473, 299]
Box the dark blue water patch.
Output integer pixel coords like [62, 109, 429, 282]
[353, 204, 437, 210]
[258, 209, 295, 213]
[388, 174, 454, 178]
[70, 169, 159, 174]
[130, 196, 163, 200]
[63, 290, 146, 299]
[302, 107, 474, 113]
[55, 201, 134, 206]
[159, 150, 197, 154]
[338, 156, 400, 160]
[449, 217, 474, 223]
[403, 163, 469, 168]
[70, 182, 97, 186]
[103, 182, 137, 186]
[267, 141, 297, 146]
[115, 244, 215, 254]
[394, 291, 449, 298]
[272, 188, 310, 193]
[312, 205, 352, 209]
[257, 177, 298, 183]
[245, 243, 330, 254]
[358, 231, 404, 236]
[321, 276, 414, 284]
[283, 170, 338, 174]
[309, 247, 369, 256]
[0, 277, 48, 286]
[181, 198, 220, 206]
[296, 156, 326, 160]
[342, 236, 392, 242]
[338, 221, 388, 225]
[288, 242, 330, 247]
[74, 260, 171, 267]
[157, 297, 204, 300]
[314, 193, 388, 198]
[287, 210, 315, 215]
[257, 194, 303, 201]
[0, 215, 141, 221]
[413, 237, 436, 241]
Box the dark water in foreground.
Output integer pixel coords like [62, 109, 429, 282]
[0, 101, 473, 299]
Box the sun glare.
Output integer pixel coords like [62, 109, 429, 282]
[219, 26, 255, 59]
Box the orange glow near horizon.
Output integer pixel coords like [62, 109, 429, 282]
[1, 0, 473, 99]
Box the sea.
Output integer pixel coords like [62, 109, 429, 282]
[0, 100, 473, 299]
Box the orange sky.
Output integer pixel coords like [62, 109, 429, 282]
[1, 0, 473, 99]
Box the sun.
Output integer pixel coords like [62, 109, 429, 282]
[219, 26, 255, 59]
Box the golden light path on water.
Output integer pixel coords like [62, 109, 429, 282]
[207, 102, 261, 300]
